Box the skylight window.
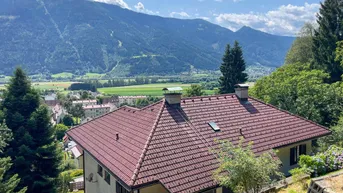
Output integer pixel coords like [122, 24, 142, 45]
[208, 122, 220, 132]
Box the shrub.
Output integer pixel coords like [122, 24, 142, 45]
[70, 169, 83, 178]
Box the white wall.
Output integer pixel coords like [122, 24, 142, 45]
[84, 152, 120, 193]
[276, 140, 312, 176]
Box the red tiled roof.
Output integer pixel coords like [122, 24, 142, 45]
[67, 94, 330, 193]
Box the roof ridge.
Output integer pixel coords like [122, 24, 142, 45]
[249, 96, 331, 132]
[140, 99, 163, 110]
[129, 99, 166, 186]
[181, 93, 235, 100]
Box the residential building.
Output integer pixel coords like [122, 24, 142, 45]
[44, 93, 59, 107]
[51, 104, 66, 124]
[67, 85, 331, 193]
[73, 100, 97, 106]
[70, 145, 84, 169]
[118, 96, 146, 106]
[82, 104, 115, 121]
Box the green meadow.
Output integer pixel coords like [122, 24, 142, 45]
[98, 83, 215, 96]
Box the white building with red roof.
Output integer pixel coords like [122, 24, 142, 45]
[67, 85, 331, 193]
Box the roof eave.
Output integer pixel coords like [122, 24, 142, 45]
[273, 131, 332, 149]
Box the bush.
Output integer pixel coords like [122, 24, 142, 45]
[70, 169, 83, 178]
[294, 145, 343, 177]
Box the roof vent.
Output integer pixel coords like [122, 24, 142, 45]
[162, 87, 183, 107]
[208, 122, 220, 132]
[234, 84, 249, 101]
[116, 133, 119, 141]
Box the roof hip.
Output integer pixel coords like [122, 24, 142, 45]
[130, 101, 166, 186]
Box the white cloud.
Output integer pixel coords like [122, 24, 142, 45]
[199, 16, 210, 21]
[215, 2, 320, 36]
[92, 0, 130, 9]
[170, 11, 190, 18]
[134, 2, 144, 11]
[133, 2, 159, 15]
[215, 0, 223, 2]
[233, 0, 242, 2]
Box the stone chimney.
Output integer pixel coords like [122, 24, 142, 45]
[162, 87, 183, 107]
[234, 84, 249, 100]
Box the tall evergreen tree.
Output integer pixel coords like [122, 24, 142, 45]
[2, 68, 61, 193]
[312, 0, 343, 83]
[0, 124, 27, 193]
[219, 41, 248, 94]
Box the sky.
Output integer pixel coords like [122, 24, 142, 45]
[92, 0, 322, 36]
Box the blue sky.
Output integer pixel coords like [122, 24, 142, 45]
[93, 0, 322, 36]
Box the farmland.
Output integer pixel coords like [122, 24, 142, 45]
[98, 83, 215, 96]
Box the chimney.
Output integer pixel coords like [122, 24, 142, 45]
[162, 87, 183, 107]
[234, 84, 249, 100]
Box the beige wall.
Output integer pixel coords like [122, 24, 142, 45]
[276, 140, 312, 176]
[139, 184, 169, 193]
[84, 152, 127, 193]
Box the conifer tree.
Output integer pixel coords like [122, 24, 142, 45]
[2, 68, 61, 193]
[219, 41, 248, 94]
[312, 0, 343, 83]
[0, 124, 27, 193]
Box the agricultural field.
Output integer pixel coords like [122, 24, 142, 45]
[98, 83, 215, 96]
[31, 82, 74, 91]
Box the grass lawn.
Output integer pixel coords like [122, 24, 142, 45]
[98, 83, 215, 96]
[82, 73, 105, 79]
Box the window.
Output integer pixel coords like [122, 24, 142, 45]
[104, 170, 111, 185]
[97, 165, 103, 177]
[290, 144, 306, 165]
[116, 181, 130, 193]
[208, 122, 220, 132]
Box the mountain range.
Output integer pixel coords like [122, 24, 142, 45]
[0, 0, 295, 76]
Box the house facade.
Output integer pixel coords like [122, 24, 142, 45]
[67, 85, 330, 193]
[72, 99, 97, 106]
[82, 104, 116, 121]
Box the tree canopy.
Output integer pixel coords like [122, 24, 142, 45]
[312, 0, 343, 83]
[219, 41, 248, 94]
[184, 84, 205, 97]
[250, 63, 343, 127]
[285, 22, 316, 65]
[213, 139, 283, 193]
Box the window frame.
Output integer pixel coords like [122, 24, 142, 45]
[97, 164, 103, 177]
[104, 170, 111, 185]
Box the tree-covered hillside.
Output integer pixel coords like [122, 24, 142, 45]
[0, 0, 294, 76]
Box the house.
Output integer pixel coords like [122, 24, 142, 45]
[72, 100, 97, 106]
[44, 93, 59, 107]
[51, 104, 66, 124]
[82, 104, 116, 121]
[66, 85, 331, 193]
[102, 96, 119, 105]
[70, 145, 84, 169]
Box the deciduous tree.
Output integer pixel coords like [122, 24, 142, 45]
[286, 22, 316, 65]
[184, 84, 205, 97]
[213, 139, 283, 193]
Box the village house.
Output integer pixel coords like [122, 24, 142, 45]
[51, 103, 66, 125]
[67, 85, 331, 193]
[44, 93, 59, 107]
